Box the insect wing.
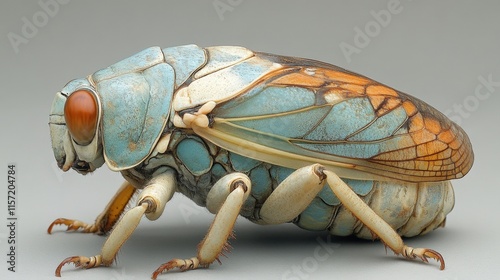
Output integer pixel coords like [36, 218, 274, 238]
[192, 53, 473, 182]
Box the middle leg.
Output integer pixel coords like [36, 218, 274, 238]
[151, 172, 251, 279]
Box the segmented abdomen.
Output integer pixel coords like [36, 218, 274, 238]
[293, 179, 454, 238]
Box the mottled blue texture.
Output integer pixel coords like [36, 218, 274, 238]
[231, 107, 330, 138]
[176, 138, 212, 176]
[349, 106, 407, 141]
[92, 47, 164, 82]
[248, 165, 273, 199]
[305, 98, 375, 141]
[297, 198, 335, 231]
[163, 45, 206, 87]
[98, 62, 174, 169]
[229, 152, 260, 172]
[216, 86, 315, 118]
[215, 94, 409, 160]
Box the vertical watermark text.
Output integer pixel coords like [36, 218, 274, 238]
[6, 164, 17, 273]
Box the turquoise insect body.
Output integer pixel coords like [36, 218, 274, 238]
[48, 45, 473, 278]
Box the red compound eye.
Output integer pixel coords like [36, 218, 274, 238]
[64, 90, 98, 145]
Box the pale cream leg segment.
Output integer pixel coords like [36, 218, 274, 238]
[322, 169, 445, 270]
[55, 170, 177, 277]
[259, 164, 326, 224]
[152, 173, 251, 280]
[48, 181, 137, 235]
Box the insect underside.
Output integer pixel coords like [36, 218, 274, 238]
[47, 44, 473, 279]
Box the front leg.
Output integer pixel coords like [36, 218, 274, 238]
[48, 181, 137, 235]
[55, 169, 177, 276]
[55, 203, 148, 276]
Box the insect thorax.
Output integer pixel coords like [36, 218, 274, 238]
[124, 130, 291, 218]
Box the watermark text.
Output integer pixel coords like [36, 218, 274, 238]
[339, 0, 405, 63]
[7, 0, 70, 54]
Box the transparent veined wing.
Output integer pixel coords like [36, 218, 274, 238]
[191, 52, 474, 182]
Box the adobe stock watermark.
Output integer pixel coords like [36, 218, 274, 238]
[109, 266, 137, 280]
[7, 0, 70, 54]
[178, 202, 205, 224]
[444, 74, 499, 125]
[339, 0, 407, 63]
[281, 235, 340, 280]
[213, 0, 243, 21]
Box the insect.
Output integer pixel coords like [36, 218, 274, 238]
[48, 45, 473, 279]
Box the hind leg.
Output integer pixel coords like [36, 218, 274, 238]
[257, 164, 445, 270]
[323, 169, 445, 269]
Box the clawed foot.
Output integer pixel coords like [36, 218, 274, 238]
[151, 257, 204, 279]
[55, 255, 103, 277]
[401, 246, 445, 270]
[47, 218, 97, 234]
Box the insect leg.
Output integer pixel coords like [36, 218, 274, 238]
[151, 172, 251, 279]
[322, 169, 445, 270]
[55, 169, 177, 277]
[259, 164, 326, 224]
[48, 181, 137, 235]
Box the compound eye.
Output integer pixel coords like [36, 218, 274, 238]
[64, 90, 98, 145]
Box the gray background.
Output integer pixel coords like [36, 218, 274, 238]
[1, 1, 499, 279]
